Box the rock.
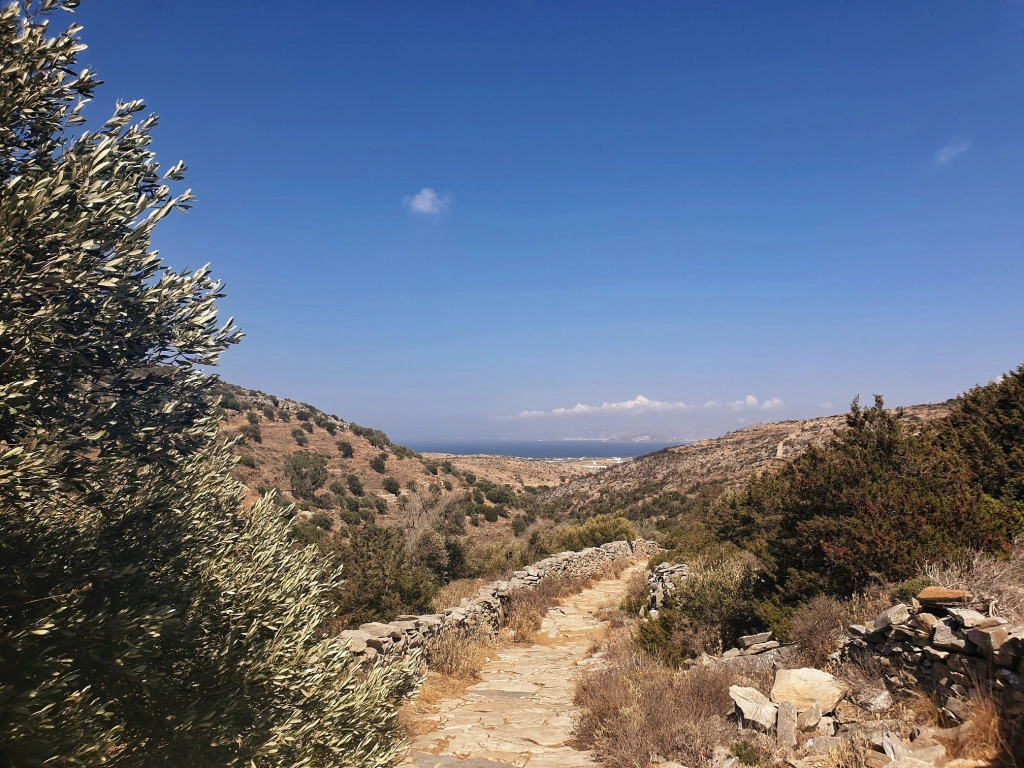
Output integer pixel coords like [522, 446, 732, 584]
[966, 625, 1010, 663]
[941, 696, 970, 723]
[338, 629, 370, 653]
[864, 751, 894, 768]
[359, 621, 401, 638]
[729, 685, 778, 731]
[913, 613, 941, 633]
[722, 648, 742, 659]
[771, 668, 849, 713]
[743, 640, 781, 655]
[797, 702, 821, 731]
[947, 608, 1004, 629]
[868, 605, 911, 634]
[816, 716, 835, 736]
[857, 689, 894, 713]
[932, 620, 967, 651]
[739, 631, 773, 648]
[917, 586, 971, 604]
[777, 701, 798, 748]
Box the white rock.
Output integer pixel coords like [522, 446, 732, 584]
[771, 668, 849, 714]
[729, 685, 778, 731]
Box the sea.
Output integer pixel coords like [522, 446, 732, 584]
[404, 440, 683, 459]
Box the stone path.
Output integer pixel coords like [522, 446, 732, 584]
[403, 566, 642, 768]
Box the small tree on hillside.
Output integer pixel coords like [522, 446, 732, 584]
[337, 439, 354, 458]
[383, 476, 400, 495]
[369, 451, 387, 474]
[284, 451, 329, 499]
[347, 473, 365, 496]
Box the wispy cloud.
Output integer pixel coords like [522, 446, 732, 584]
[512, 394, 692, 419]
[818, 401, 834, 410]
[404, 187, 450, 215]
[704, 395, 783, 412]
[934, 139, 971, 166]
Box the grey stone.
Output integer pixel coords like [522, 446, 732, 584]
[738, 631, 773, 648]
[947, 608, 1003, 629]
[797, 702, 821, 731]
[932, 620, 967, 651]
[776, 701, 798, 748]
[868, 604, 911, 634]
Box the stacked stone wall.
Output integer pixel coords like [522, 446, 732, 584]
[843, 592, 1024, 732]
[340, 539, 655, 662]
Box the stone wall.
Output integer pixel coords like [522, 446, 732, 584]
[339, 539, 654, 662]
[843, 588, 1024, 731]
[647, 561, 689, 616]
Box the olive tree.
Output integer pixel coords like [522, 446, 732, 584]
[0, 3, 418, 765]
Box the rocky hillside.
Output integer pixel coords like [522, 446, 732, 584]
[215, 382, 524, 544]
[544, 403, 950, 521]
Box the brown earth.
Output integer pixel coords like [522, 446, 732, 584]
[422, 453, 620, 491]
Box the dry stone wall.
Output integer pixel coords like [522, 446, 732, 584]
[843, 588, 1024, 732]
[339, 539, 655, 662]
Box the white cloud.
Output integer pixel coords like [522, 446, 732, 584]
[728, 395, 760, 411]
[818, 401, 834, 410]
[513, 394, 692, 419]
[704, 400, 723, 409]
[760, 397, 784, 410]
[404, 187, 450, 215]
[934, 139, 971, 166]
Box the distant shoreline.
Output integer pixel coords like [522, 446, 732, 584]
[406, 440, 681, 460]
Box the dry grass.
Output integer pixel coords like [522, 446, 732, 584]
[619, 569, 648, 617]
[573, 631, 735, 768]
[924, 540, 1024, 622]
[812, 737, 871, 768]
[423, 625, 491, 680]
[431, 578, 485, 612]
[937, 687, 1016, 765]
[791, 595, 851, 669]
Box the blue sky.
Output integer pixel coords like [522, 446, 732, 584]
[73, 2, 1023, 441]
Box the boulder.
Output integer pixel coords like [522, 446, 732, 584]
[912, 613, 940, 633]
[338, 629, 370, 653]
[771, 667, 849, 713]
[743, 640, 781, 655]
[967, 624, 1010, 663]
[729, 685, 778, 731]
[856, 689, 893, 713]
[932, 620, 967, 651]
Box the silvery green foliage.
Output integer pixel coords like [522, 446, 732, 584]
[0, 3, 419, 765]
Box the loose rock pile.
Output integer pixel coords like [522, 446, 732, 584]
[339, 539, 653, 661]
[844, 586, 1024, 733]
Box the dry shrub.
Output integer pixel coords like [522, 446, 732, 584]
[924, 541, 1024, 622]
[792, 595, 851, 669]
[845, 582, 897, 626]
[431, 578, 484, 612]
[814, 737, 871, 768]
[836, 650, 889, 707]
[502, 571, 592, 644]
[573, 633, 735, 768]
[619, 570, 648, 617]
[938, 688, 1013, 764]
[423, 626, 490, 680]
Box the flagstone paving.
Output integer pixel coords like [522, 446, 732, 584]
[403, 565, 643, 768]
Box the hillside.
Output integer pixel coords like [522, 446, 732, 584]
[543, 402, 951, 522]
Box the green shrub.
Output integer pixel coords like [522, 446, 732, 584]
[441, 460, 454, 474]
[310, 511, 334, 531]
[339, 508, 361, 526]
[464, 471, 477, 486]
[329, 478, 347, 498]
[291, 427, 308, 446]
[483, 507, 499, 523]
[547, 513, 636, 553]
[472, 488, 485, 504]
[237, 454, 257, 469]
[423, 460, 439, 475]
[301, 420, 314, 434]
[637, 557, 759, 664]
[345, 497, 361, 514]
[279, 408, 291, 422]
[336, 439, 354, 458]
[296, 409, 312, 421]
[238, 422, 262, 443]
[383, 476, 400, 495]
[442, 479, 453, 491]
[712, 395, 1022, 607]
[369, 452, 387, 474]
[893, 576, 934, 604]
[261, 404, 275, 420]
[347, 474, 364, 496]
[246, 410, 260, 425]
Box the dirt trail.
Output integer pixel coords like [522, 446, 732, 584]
[402, 565, 643, 768]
